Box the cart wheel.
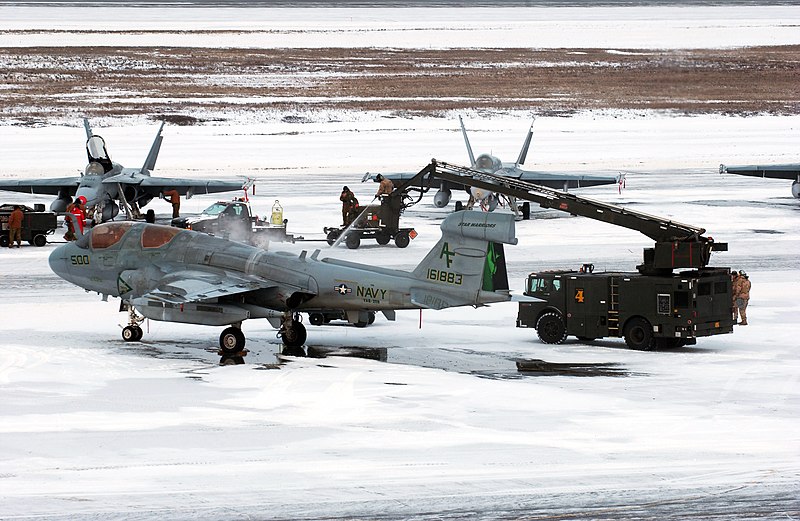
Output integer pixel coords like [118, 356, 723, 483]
[32, 234, 47, 247]
[326, 229, 340, 246]
[0, 236, 8, 247]
[309, 313, 324, 326]
[345, 234, 361, 249]
[394, 232, 410, 248]
[376, 231, 391, 245]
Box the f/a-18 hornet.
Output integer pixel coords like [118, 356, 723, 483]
[0, 119, 247, 222]
[720, 162, 800, 199]
[49, 210, 518, 353]
[364, 116, 623, 210]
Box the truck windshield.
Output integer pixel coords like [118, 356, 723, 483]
[528, 277, 560, 293]
[202, 203, 229, 216]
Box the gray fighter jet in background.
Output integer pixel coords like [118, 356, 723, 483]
[365, 116, 623, 210]
[720, 163, 800, 198]
[49, 210, 518, 354]
[0, 119, 247, 222]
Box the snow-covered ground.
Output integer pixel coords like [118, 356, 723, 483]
[0, 4, 798, 520]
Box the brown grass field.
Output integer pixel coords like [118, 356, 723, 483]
[1, 45, 798, 123]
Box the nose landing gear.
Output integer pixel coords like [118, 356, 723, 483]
[121, 304, 145, 342]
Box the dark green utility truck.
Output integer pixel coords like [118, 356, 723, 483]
[517, 264, 733, 350]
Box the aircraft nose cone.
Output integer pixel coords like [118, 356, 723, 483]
[48, 246, 70, 280]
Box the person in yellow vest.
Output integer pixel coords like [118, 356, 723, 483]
[162, 188, 180, 218]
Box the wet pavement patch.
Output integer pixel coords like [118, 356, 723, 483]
[516, 359, 632, 377]
[306, 345, 388, 362]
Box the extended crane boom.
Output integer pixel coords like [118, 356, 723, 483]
[399, 160, 727, 275]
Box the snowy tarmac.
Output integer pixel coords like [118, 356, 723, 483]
[0, 3, 799, 519]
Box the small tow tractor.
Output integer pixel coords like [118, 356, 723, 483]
[324, 190, 417, 249]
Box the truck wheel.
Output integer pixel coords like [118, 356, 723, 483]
[326, 230, 340, 246]
[536, 312, 567, 344]
[32, 234, 47, 247]
[376, 231, 391, 245]
[624, 318, 655, 350]
[309, 313, 324, 326]
[345, 234, 361, 249]
[394, 232, 410, 248]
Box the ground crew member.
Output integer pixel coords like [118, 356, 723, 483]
[7, 205, 24, 248]
[374, 174, 394, 197]
[340, 186, 359, 226]
[736, 270, 751, 325]
[70, 196, 88, 234]
[163, 188, 180, 218]
[731, 271, 741, 322]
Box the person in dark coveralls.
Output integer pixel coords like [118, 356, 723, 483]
[340, 186, 359, 226]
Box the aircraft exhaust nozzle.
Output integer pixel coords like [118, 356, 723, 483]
[433, 188, 451, 208]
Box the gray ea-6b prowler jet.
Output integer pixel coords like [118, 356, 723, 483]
[0, 119, 247, 222]
[49, 210, 518, 354]
[364, 116, 623, 210]
[719, 163, 800, 199]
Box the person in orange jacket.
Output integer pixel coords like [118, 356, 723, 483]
[163, 188, 181, 218]
[7, 205, 24, 248]
[69, 196, 88, 234]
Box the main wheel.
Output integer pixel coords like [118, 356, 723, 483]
[536, 312, 567, 344]
[281, 322, 307, 348]
[309, 313, 324, 326]
[394, 232, 410, 248]
[326, 229, 340, 246]
[345, 233, 361, 249]
[624, 317, 655, 351]
[521, 202, 531, 220]
[375, 231, 391, 245]
[219, 326, 246, 354]
[122, 325, 141, 342]
[32, 233, 47, 247]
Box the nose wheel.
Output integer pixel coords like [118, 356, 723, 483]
[121, 303, 145, 342]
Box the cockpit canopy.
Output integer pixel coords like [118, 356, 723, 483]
[90, 222, 181, 250]
[474, 154, 502, 173]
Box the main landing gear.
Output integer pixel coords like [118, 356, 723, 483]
[278, 312, 307, 356]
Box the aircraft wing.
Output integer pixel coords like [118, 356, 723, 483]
[514, 169, 622, 189]
[0, 177, 81, 196]
[720, 163, 800, 180]
[103, 175, 246, 196]
[138, 268, 275, 305]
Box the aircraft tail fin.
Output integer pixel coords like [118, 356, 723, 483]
[411, 211, 516, 309]
[515, 119, 535, 167]
[83, 118, 93, 139]
[459, 115, 476, 167]
[141, 121, 165, 174]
